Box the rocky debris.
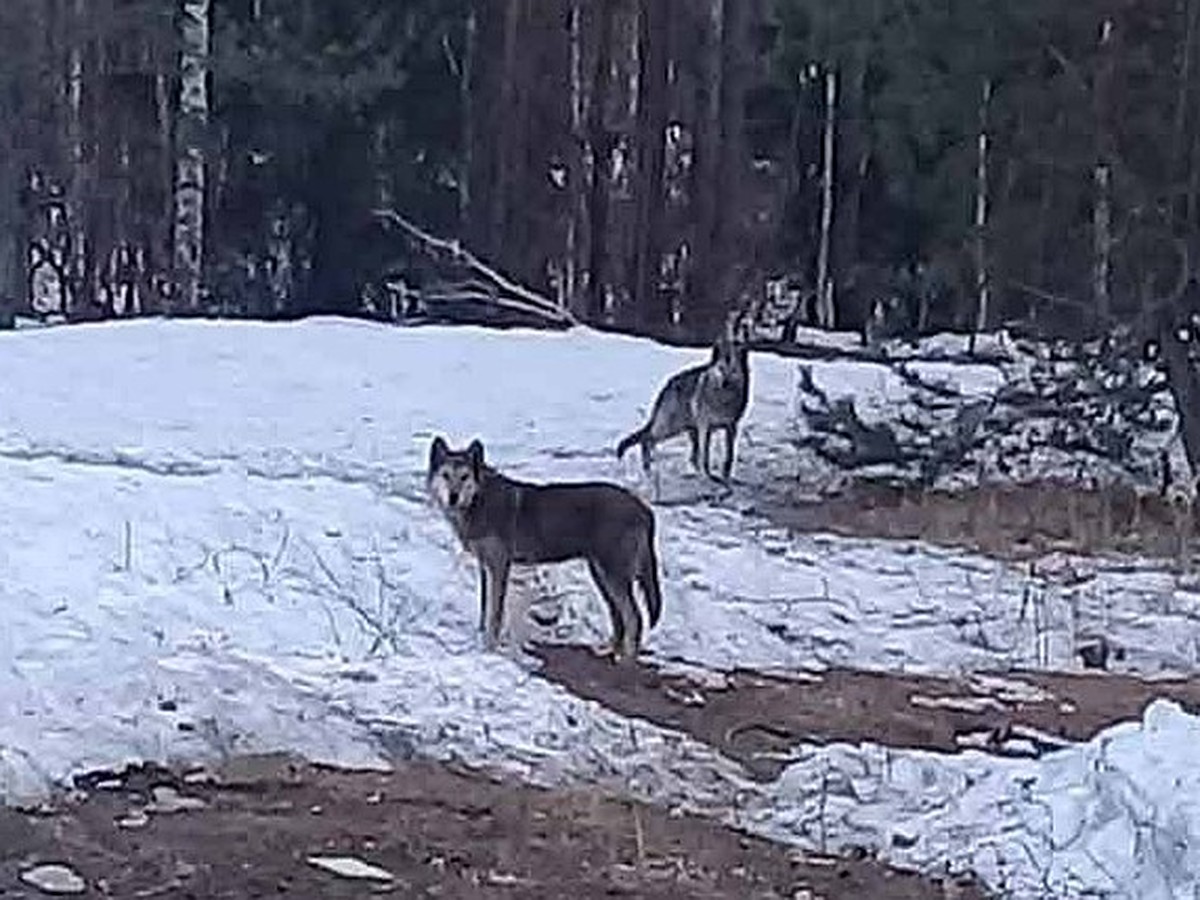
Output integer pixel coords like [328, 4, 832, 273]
[145, 785, 207, 814]
[306, 854, 396, 882]
[116, 809, 150, 829]
[20, 863, 86, 895]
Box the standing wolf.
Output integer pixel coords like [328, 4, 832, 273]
[427, 436, 663, 662]
[617, 315, 751, 484]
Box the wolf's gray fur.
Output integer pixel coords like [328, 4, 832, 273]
[617, 320, 751, 483]
[427, 436, 663, 662]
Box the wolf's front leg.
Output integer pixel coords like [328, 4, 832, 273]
[700, 426, 715, 479]
[721, 423, 738, 482]
[484, 558, 511, 646]
[477, 563, 492, 643]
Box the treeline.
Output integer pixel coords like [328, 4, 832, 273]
[1, 0, 1199, 342]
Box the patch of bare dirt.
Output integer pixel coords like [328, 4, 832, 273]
[753, 481, 1190, 563]
[533, 645, 1200, 780]
[0, 755, 976, 899]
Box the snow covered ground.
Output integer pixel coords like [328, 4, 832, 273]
[0, 317, 1196, 897]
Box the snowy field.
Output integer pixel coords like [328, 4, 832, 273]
[0, 317, 1197, 898]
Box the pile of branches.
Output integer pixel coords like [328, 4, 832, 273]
[794, 330, 1177, 490]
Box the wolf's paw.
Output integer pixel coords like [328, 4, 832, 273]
[481, 630, 503, 652]
[612, 647, 639, 667]
[590, 643, 618, 660]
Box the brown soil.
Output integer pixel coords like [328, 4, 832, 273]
[533, 645, 1200, 780]
[0, 756, 977, 900]
[753, 481, 1191, 564]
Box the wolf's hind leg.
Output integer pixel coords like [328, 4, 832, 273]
[586, 560, 624, 657]
[588, 559, 642, 664]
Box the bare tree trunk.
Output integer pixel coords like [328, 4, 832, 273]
[489, 0, 523, 264]
[0, 0, 39, 326]
[152, 70, 173, 313]
[605, 2, 642, 326]
[1093, 163, 1111, 318]
[783, 72, 805, 200]
[971, 77, 992, 349]
[1164, 5, 1200, 491]
[1171, 0, 1200, 239]
[1183, 0, 1200, 234]
[565, 0, 587, 316]
[464, 1, 497, 253]
[1093, 18, 1114, 322]
[66, 0, 87, 315]
[173, 0, 210, 314]
[0, 163, 19, 327]
[1174, 0, 1198, 178]
[1191, 130, 1200, 231]
[92, 19, 117, 318]
[373, 121, 393, 208]
[815, 68, 836, 329]
[586, 0, 617, 322]
[1160, 295, 1200, 484]
[711, 0, 751, 330]
[459, 5, 476, 234]
[687, 0, 724, 332]
[634, 0, 670, 334]
[831, 38, 870, 323]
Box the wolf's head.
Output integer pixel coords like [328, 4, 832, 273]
[427, 436, 485, 512]
[710, 312, 751, 378]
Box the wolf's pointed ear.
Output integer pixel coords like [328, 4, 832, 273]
[429, 436, 448, 470]
[466, 438, 485, 473]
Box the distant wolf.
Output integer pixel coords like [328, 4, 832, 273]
[616, 315, 751, 484]
[427, 436, 664, 662]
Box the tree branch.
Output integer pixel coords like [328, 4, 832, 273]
[371, 208, 576, 329]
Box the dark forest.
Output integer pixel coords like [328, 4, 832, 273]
[2, 0, 1199, 345]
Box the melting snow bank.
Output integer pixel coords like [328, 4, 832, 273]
[739, 698, 1200, 900]
[343, 658, 1200, 900]
[64, 631, 1191, 900]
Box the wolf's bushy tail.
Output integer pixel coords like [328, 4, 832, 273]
[616, 424, 648, 461]
[637, 525, 663, 628]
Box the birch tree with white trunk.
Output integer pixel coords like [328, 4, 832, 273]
[971, 77, 992, 350]
[1093, 18, 1114, 320]
[815, 67, 836, 329]
[173, 0, 210, 313]
[566, 0, 585, 315]
[66, 0, 87, 313]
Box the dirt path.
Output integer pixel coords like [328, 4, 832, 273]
[533, 645, 1200, 780]
[0, 756, 977, 899]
